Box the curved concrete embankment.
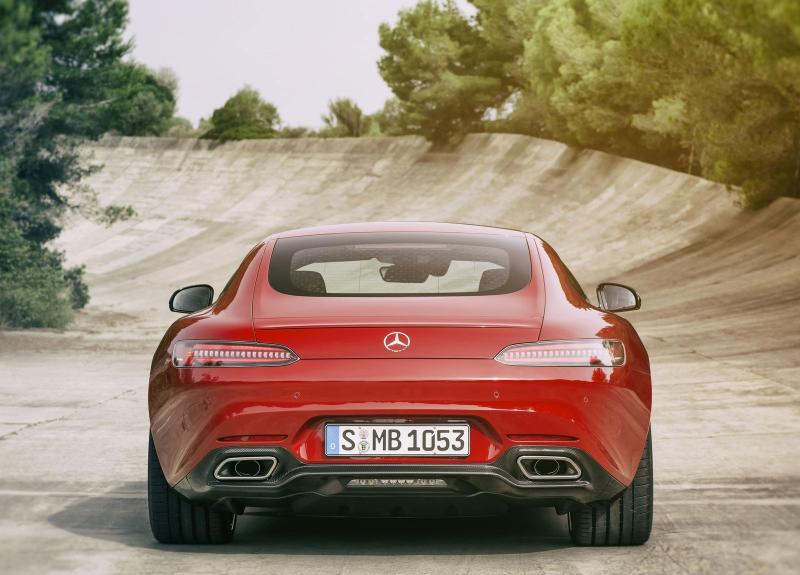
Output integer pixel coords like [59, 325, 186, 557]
[60, 134, 799, 386]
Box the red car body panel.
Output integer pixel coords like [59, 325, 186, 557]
[149, 223, 651, 498]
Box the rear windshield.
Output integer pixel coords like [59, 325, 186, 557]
[268, 232, 531, 296]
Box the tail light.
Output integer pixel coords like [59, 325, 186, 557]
[172, 341, 299, 367]
[495, 339, 625, 367]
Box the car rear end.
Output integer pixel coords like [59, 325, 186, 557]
[149, 226, 651, 529]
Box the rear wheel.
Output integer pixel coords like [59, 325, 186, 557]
[569, 430, 653, 546]
[148, 434, 236, 544]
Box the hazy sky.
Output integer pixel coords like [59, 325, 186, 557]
[127, 0, 472, 129]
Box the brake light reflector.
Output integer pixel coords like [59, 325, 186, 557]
[172, 341, 299, 367]
[495, 340, 625, 367]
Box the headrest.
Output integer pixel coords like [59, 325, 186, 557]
[291, 270, 327, 294]
[478, 268, 508, 292]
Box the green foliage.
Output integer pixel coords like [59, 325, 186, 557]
[100, 204, 136, 225]
[31, 0, 176, 139]
[163, 116, 198, 138]
[203, 86, 281, 140]
[196, 116, 214, 134]
[0, 0, 176, 328]
[63, 265, 89, 309]
[520, 3, 627, 147]
[0, 264, 74, 329]
[0, 195, 78, 328]
[378, 0, 511, 144]
[371, 98, 410, 136]
[101, 64, 177, 136]
[278, 126, 313, 139]
[320, 98, 371, 137]
[379, 0, 800, 206]
[621, 0, 800, 207]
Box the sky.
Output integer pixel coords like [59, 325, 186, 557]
[126, 0, 473, 129]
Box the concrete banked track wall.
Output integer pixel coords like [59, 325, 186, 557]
[59, 134, 799, 388]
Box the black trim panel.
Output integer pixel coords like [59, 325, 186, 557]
[173, 445, 625, 514]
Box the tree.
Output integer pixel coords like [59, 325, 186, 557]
[0, 0, 177, 328]
[196, 116, 214, 134]
[202, 86, 281, 140]
[371, 98, 410, 136]
[509, 0, 684, 166]
[97, 63, 178, 136]
[163, 116, 197, 138]
[378, 0, 510, 144]
[621, 0, 800, 206]
[278, 125, 313, 139]
[380, 0, 800, 206]
[320, 98, 371, 137]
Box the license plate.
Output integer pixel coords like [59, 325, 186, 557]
[325, 424, 470, 457]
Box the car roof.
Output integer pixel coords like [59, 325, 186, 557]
[274, 221, 529, 239]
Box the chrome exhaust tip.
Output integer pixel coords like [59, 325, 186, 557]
[533, 458, 560, 475]
[213, 456, 278, 481]
[234, 459, 263, 477]
[516, 456, 581, 480]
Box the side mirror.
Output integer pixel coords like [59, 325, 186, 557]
[169, 284, 214, 313]
[597, 282, 641, 312]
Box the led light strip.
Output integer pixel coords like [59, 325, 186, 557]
[495, 339, 625, 367]
[173, 341, 299, 368]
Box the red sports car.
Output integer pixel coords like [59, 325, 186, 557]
[148, 222, 652, 546]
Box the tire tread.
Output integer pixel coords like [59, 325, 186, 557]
[147, 435, 236, 544]
[569, 430, 653, 546]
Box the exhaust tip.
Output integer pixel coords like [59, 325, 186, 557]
[233, 459, 262, 477]
[517, 456, 581, 480]
[214, 456, 278, 481]
[533, 458, 560, 476]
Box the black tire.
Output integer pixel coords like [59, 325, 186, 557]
[569, 430, 653, 546]
[148, 434, 236, 544]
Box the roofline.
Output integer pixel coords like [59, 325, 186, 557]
[267, 221, 532, 241]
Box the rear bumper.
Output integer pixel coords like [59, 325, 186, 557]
[174, 444, 626, 515]
[151, 360, 651, 488]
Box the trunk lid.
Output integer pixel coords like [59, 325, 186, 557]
[253, 295, 542, 359]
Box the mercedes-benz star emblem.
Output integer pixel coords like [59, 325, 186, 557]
[383, 331, 411, 352]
